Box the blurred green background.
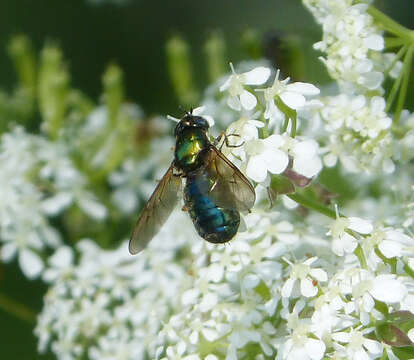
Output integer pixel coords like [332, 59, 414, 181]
[0, 0, 412, 358]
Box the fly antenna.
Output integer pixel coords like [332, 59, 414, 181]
[178, 105, 193, 116]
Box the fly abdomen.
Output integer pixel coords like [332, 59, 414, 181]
[184, 172, 240, 244]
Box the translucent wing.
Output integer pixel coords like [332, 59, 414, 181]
[129, 164, 182, 254]
[205, 146, 255, 212]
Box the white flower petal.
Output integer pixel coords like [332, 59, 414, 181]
[305, 338, 326, 360]
[323, 153, 338, 167]
[206, 263, 224, 282]
[192, 106, 205, 115]
[293, 140, 318, 158]
[293, 155, 322, 178]
[343, 233, 359, 254]
[200, 293, 218, 312]
[332, 332, 350, 343]
[287, 82, 320, 95]
[78, 197, 107, 220]
[359, 71, 384, 90]
[177, 341, 186, 356]
[348, 217, 373, 234]
[281, 278, 296, 298]
[219, 76, 232, 92]
[243, 67, 271, 85]
[280, 91, 306, 109]
[378, 240, 402, 258]
[370, 275, 407, 303]
[364, 34, 384, 51]
[362, 293, 375, 312]
[227, 96, 242, 111]
[205, 354, 219, 360]
[354, 349, 370, 360]
[41, 192, 73, 215]
[49, 246, 73, 268]
[303, 257, 317, 266]
[309, 268, 327, 282]
[225, 345, 237, 360]
[203, 115, 215, 127]
[1, 243, 17, 262]
[243, 274, 260, 289]
[301, 278, 318, 297]
[248, 120, 265, 128]
[240, 90, 257, 110]
[363, 338, 382, 355]
[263, 149, 289, 174]
[19, 249, 44, 279]
[246, 156, 267, 183]
[370, 96, 385, 112]
[263, 134, 284, 148]
[202, 328, 219, 342]
[181, 288, 200, 306]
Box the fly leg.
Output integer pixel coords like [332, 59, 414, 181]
[215, 133, 245, 151]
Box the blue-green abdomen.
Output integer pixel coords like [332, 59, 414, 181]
[184, 172, 240, 244]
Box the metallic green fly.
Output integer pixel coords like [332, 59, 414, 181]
[129, 112, 255, 254]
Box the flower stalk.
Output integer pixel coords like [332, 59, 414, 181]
[0, 292, 36, 324]
[368, 6, 414, 42]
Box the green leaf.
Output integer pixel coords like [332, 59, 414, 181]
[204, 31, 227, 82]
[270, 174, 295, 195]
[377, 323, 413, 347]
[102, 64, 124, 126]
[375, 300, 389, 316]
[268, 174, 295, 207]
[8, 35, 37, 97]
[392, 345, 414, 360]
[387, 311, 414, 324]
[166, 35, 199, 107]
[255, 280, 271, 301]
[39, 44, 70, 139]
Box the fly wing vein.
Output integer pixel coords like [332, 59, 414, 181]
[129, 164, 181, 254]
[207, 146, 255, 212]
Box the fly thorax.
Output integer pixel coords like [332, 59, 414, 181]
[174, 128, 209, 172]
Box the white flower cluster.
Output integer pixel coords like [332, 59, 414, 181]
[109, 137, 174, 214]
[301, 0, 412, 174]
[28, 1, 413, 356]
[0, 127, 105, 279]
[155, 210, 413, 360]
[35, 210, 197, 360]
[302, 0, 401, 94]
[217, 64, 323, 184]
[318, 94, 396, 173]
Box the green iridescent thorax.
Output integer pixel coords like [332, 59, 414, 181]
[174, 128, 210, 172]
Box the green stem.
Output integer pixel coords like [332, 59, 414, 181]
[288, 193, 371, 268]
[0, 292, 36, 324]
[384, 44, 407, 77]
[290, 114, 297, 138]
[368, 6, 414, 41]
[287, 193, 336, 219]
[394, 45, 414, 124]
[260, 114, 270, 139]
[386, 54, 406, 113]
[354, 245, 368, 270]
[403, 261, 414, 279]
[274, 95, 297, 137]
[385, 37, 407, 49]
[281, 115, 289, 133]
